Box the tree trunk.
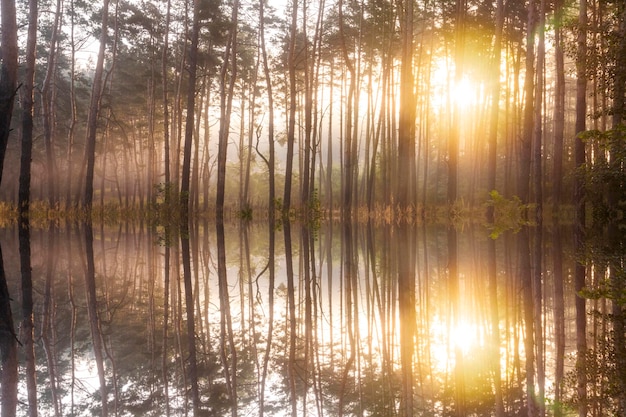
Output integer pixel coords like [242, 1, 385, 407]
[0, 0, 18, 186]
[84, 222, 108, 416]
[181, 0, 200, 220]
[574, 1, 587, 412]
[0, 243, 18, 417]
[66, 0, 78, 208]
[552, 0, 565, 208]
[283, 0, 298, 214]
[19, 1, 37, 414]
[398, 0, 415, 208]
[41, 0, 62, 205]
[487, 0, 504, 222]
[84, 0, 111, 210]
[162, 0, 171, 200]
[216, 0, 239, 217]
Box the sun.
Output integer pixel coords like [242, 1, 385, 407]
[429, 57, 480, 112]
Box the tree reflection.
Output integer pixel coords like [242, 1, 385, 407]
[84, 221, 108, 416]
[0, 241, 17, 417]
[1, 221, 625, 415]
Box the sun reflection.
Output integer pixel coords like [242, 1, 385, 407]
[429, 314, 486, 370]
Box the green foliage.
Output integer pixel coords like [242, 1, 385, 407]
[485, 190, 528, 239]
[149, 182, 183, 245]
[238, 205, 253, 221]
[305, 188, 322, 232]
[579, 127, 626, 226]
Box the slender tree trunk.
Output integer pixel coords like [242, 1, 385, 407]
[41, 226, 61, 417]
[181, 228, 200, 413]
[519, 0, 536, 207]
[84, 222, 108, 416]
[162, 0, 171, 200]
[553, 227, 565, 417]
[301, 0, 312, 209]
[338, 0, 356, 217]
[520, 227, 537, 417]
[487, 0, 504, 221]
[42, 0, 62, 205]
[398, 0, 415, 208]
[284, 0, 298, 214]
[66, 0, 78, 208]
[399, 225, 416, 417]
[216, 0, 239, 217]
[84, 0, 110, 210]
[553, 0, 565, 208]
[574, 1, 587, 412]
[533, 0, 545, 221]
[533, 3, 546, 414]
[284, 220, 298, 417]
[181, 0, 200, 220]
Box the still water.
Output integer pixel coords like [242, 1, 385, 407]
[0, 220, 622, 416]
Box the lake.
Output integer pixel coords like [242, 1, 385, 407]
[0, 219, 621, 416]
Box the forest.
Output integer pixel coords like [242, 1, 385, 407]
[1, 0, 626, 416]
[0, 0, 621, 219]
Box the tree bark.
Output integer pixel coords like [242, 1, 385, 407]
[84, 0, 110, 210]
[283, 0, 298, 214]
[574, 1, 587, 412]
[552, 0, 565, 207]
[216, 0, 239, 218]
[19, 0, 37, 414]
[486, 0, 504, 222]
[398, 0, 416, 208]
[41, 0, 62, 205]
[181, 0, 200, 221]
[519, 0, 536, 208]
[0, 243, 17, 417]
[0, 0, 18, 186]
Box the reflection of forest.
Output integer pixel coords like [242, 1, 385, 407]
[0, 221, 623, 416]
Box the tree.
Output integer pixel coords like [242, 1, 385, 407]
[552, 0, 565, 207]
[0, 1, 18, 413]
[41, 0, 63, 205]
[19, 0, 38, 414]
[397, 0, 416, 208]
[181, 0, 200, 220]
[216, 0, 239, 217]
[283, 0, 298, 214]
[448, 0, 467, 206]
[0, 0, 18, 186]
[574, 1, 588, 416]
[83, 0, 111, 210]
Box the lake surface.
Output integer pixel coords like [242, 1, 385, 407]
[0, 220, 621, 416]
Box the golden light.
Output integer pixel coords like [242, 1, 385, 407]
[429, 57, 481, 112]
[429, 314, 485, 371]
